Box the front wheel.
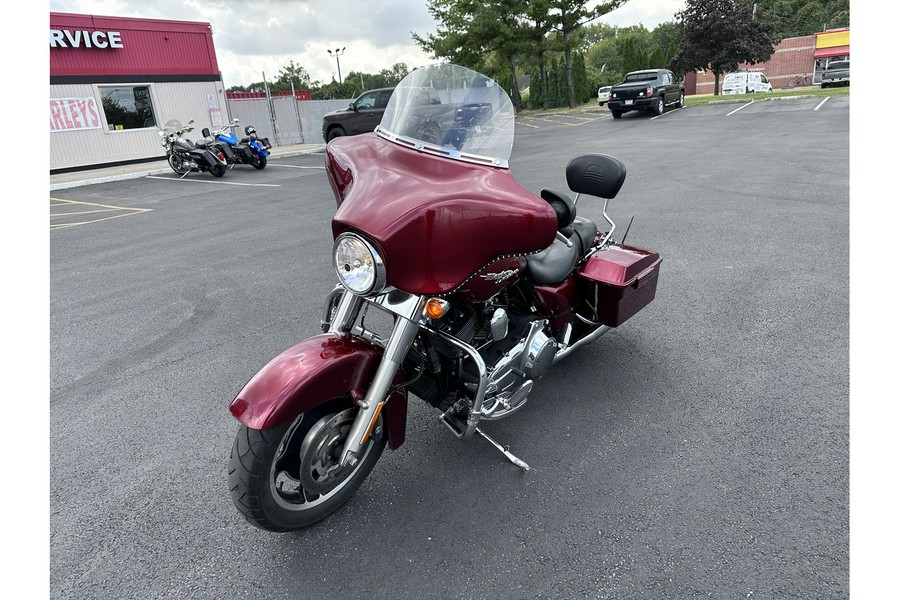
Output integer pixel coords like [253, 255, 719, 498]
[167, 153, 190, 175]
[251, 155, 267, 170]
[326, 127, 346, 142]
[675, 91, 684, 108]
[228, 399, 387, 531]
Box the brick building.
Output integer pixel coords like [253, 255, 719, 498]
[684, 28, 850, 95]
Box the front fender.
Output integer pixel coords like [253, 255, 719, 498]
[228, 333, 407, 449]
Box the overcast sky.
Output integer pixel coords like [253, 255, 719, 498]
[48, 0, 686, 88]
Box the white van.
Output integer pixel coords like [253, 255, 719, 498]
[722, 71, 773, 95]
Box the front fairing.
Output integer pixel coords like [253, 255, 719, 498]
[327, 134, 556, 295]
[326, 64, 556, 296]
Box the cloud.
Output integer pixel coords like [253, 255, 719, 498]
[49, 0, 685, 88]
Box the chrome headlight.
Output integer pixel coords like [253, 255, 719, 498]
[333, 233, 386, 296]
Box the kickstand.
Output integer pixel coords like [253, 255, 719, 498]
[475, 427, 531, 471]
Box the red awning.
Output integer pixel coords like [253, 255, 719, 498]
[814, 45, 850, 59]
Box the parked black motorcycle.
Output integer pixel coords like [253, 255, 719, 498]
[159, 119, 228, 178]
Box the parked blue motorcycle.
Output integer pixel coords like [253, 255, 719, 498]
[204, 119, 271, 170]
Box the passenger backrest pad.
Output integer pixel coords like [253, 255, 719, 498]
[565, 154, 627, 199]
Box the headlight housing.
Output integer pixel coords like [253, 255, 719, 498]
[333, 233, 387, 296]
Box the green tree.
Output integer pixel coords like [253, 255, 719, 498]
[549, 1, 627, 108]
[523, 0, 554, 110]
[414, 0, 531, 111]
[670, 0, 779, 95]
[754, 0, 849, 38]
[272, 60, 311, 92]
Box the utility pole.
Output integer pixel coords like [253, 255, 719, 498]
[327, 47, 346, 84]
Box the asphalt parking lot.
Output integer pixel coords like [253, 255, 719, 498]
[49, 96, 850, 599]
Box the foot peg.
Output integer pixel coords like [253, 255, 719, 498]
[475, 427, 531, 471]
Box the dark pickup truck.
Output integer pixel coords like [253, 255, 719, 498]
[821, 60, 850, 88]
[607, 69, 685, 119]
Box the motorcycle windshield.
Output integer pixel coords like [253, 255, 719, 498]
[377, 64, 515, 168]
[328, 64, 558, 295]
[163, 119, 182, 134]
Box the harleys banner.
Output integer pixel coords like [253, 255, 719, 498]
[50, 97, 102, 132]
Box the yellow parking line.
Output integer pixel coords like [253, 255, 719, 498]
[50, 198, 152, 231]
[50, 208, 123, 217]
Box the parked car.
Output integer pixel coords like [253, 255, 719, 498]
[607, 69, 685, 119]
[820, 60, 850, 88]
[322, 87, 394, 142]
[722, 71, 773, 95]
[597, 85, 611, 106]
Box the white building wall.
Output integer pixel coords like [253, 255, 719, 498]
[50, 80, 227, 171]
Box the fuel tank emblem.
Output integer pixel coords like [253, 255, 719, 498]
[480, 269, 518, 283]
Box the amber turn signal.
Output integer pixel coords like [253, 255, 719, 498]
[425, 298, 448, 319]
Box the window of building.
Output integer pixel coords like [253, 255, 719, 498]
[98, 85, 157, 131]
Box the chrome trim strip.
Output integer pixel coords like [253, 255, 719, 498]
[376, 126, 509, 169]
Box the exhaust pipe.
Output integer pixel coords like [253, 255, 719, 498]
[553, 324, 612, 364]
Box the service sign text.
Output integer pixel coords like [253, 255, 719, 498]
[50, 30, 123, 49]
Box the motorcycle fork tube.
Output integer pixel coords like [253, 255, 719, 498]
[339, 313, 421, 467]
[327, 288, 363, 335]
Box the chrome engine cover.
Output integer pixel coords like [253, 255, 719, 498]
[480, 319, 556, 420]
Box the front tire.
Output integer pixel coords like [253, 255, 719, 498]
[228, 399, 387, 531]
[675, 91, 684, 108]
[326, 127, 346, 142]
[251, 155, 267, 170]
[168, 153, 190, 175]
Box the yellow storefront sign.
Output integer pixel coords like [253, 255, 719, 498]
[817, 30, 849, 49]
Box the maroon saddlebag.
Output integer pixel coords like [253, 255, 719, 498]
[576, 244, 662, 327]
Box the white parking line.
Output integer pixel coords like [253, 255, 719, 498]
[145, 176, 280, 187]
[268, 164, 326, 170]
[651, 106, 684, 120]
[814, 97, 831, 111]
[727, 100, 754, 116]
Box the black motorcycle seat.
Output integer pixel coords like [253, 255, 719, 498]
[526, 217, 598, 285]
[561, 217, 598, 255]
[525, 235, 580, 285]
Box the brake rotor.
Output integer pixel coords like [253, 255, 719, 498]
[297, 408, 359, 496]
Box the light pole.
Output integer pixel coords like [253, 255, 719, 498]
[327, 47, 346, 84]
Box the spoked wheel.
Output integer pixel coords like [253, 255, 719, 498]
[676, 91, 685, 108]
[251, 155, 267, 170]
[228, 399, 387, 531]
[167, 153, 190, 175]
[653, 96, 665, 116]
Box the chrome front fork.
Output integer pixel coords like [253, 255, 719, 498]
[328, 289, 423, 468]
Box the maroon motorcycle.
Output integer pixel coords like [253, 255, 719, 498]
[227, 64, 662, 531]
